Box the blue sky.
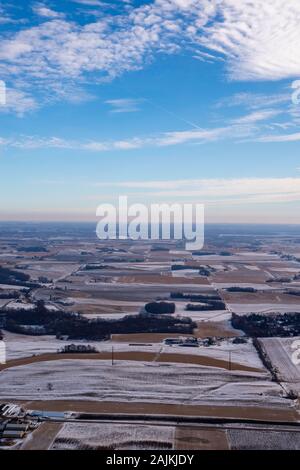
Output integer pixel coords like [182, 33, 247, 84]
[0, 0, 300, 223]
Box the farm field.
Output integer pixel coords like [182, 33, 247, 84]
[50, 423, 174, 450]
[0, 359, 286, 407]
[1, 223, 300, 450]
[2, 330, 264, 370]
[227, 428, 300, 450]
[258, 337, 300, 393]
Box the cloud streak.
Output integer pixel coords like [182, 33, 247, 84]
[105, 98, 142, 113]
[90, 177, 300, 205]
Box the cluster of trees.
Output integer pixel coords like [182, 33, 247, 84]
[145, 302, 176, 314]
[16, 246, 47, 252]
[171, 264, 199, 271]
[59, 344, 98, 354]
[84, 264, 109, 270]
[171, 292, 225, 310]
[287, 290, 300, 297]
[192, 251, 215, 256]
[0, 266, 38, 288]
[170, 292, 220, 301]
[185, 300, 226, 311]
[0, 266, 29, 284]
[0, 291, 20, 299]
[198, 267, 213, 277]
[226, 287, 257, 293]
[2, 300, 195, 339]
[171, 265, 216, 277]
[268, 272, 300, 284]
[150, 246, 169, 252]
[231, 312, 300, 337]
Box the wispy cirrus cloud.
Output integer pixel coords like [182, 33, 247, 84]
[70, 0, 108, 6]
[258, 132, 300, 143]
[231, 109, 282, 125]
[89, 177, 300, 205]
[0, 114, 289, 150]
[105, 98, 142, 113]
[215, 92, 290, 111]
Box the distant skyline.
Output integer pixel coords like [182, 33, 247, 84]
[0, 0, 300, 223]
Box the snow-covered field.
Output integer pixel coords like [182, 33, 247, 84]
[171, 269, 200, 278]
[177, 310, 231, 322]
[227, 429, 300, 450]
[5, 302, 36, 311]
[169, 300, 231, 322]
[243, 265, 261, 271]
[2, 331, 263, 369]
[271, 268, 300, 273]
[0, 284, 29, 290]
[213, 283, 276, 290]
[18, 262, 80, 282]
[3, 332, 75, 360]
[4, 301, 59, 312]
[0, 359, 284, 406]
[258, 337, 300, 390]
[228, 303, 300, 314]
[51, 423, 174, 450]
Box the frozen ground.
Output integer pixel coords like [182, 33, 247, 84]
[258, 337, 300, 392]
[0, 359, 285, 407]
[169, 300, 231, 322]
[51, 423, 174, 450]
[0, 284, 29, 290]
[5, 302, 36, 311]
[4, 301, 59, 312]
[175, 310, 231, 322]
[243, 265, 260, 271]
[228, 303, 300, 314]
[227, 429, 300, 450]
[3, 331, 81, 360]
[212, 283, 276, 290]
[19, 262, 80, 282]
[2, 331, 263, 369]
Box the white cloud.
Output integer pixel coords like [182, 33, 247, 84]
[196, 0, 300, 81]
[90, 177, 300, 205]
[1, 0, 300, 114]
[71, 0, 107, 5]
[0, 124, 246, 151]
[0, 88, 38, 116]
[89, 177, 300, 208]
[216, 92, 290, 110]
[105, 98, 142, 113]
[32, 4, 64, 19]
[0, 125, 277, 153]
[231, 110, 282, 125]
[259, 132, 300, 142]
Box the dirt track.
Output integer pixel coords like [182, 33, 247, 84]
[0, 351, 261, 373]
[21, 422, 63, 450]
[19, 400, 299, 422]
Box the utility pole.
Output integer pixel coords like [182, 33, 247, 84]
[112, 346, 114, 366]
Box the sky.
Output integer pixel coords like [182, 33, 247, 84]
[0, 0, 300, 223]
